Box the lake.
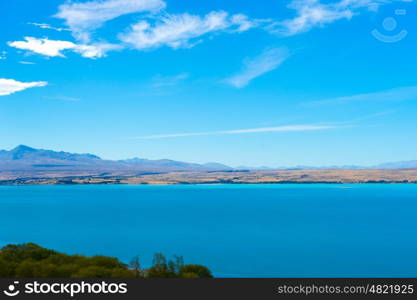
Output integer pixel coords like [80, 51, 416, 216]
[1, 184, 416, 277]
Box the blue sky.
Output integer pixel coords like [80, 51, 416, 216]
[1, 0, 416, 167]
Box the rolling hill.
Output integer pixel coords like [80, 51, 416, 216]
[1, 145, 417, 182]
[0, 145, 232, 178]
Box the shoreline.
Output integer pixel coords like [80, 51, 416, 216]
[1, 180, 417, 186]
[2, 169, 417, 186]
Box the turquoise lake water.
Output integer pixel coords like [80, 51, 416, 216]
[1, 184, 416, 277]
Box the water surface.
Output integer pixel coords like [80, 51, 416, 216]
[1, 184, 416, 277]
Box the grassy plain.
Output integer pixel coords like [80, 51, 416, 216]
[2, 169, 417, 185]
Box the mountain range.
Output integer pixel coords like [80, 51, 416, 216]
[0, 145, 232, 174]
[0, 146, 416, 177]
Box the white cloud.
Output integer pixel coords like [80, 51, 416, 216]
[152, 73, 189, 87]
[225, 47, 290, 88]
[131, 124, 335, 139]
[308, 86, 417, 105]
[269, 0, 387, 36]
[10, 10, 256, 58]
[28, 22, 70, 32]
[231, 14, 260, 32]
[0, 79, 47, 96]
[8, 37, 120, 59]
[55, 0, 166, 42]
[10, 1, 258, 59]
[0, 51, 6, 60]
[278, 0, 353, 35]
[119, 11, 256, 50]
[73, 42, 122, 58]
[8, 37, 76, 57]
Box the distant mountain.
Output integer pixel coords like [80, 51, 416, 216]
[236, 165, 274, 170]
[295, 162, 417, 170]
[119, 157, 203, 169]
[201, 162, 232, 169]
[238, 163, 417, 170]
[288, 165, 364, 170]
[1, 145, 416, 180]
[0, 145, 101, 162]
[0, 145, 232, 175]
[372, 161, 417, 169]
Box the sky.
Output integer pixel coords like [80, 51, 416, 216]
[1, 0, 416, 167]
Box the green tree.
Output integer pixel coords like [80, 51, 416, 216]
[180, 265, 213, 278]
[72, 266, 113, 278]
[129, 255, 141, 278]
[0, 243, 212, 279]
[147, 253, 177, 278]
[169, 255, 184, 274]
[0, 258, 14, 277]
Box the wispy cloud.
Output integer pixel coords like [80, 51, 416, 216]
[8, 37, 121, 59]
[0, 78, 47, 96]
[268, 0, 387, 36]
[119, 11, 256, 50]
[19, 61, 36, 65]
[307, 86, 417, 105]
[8, 0, 399, 62]
[28, 22, 70, 32]
[333, 110, 397, 124]
[74, 42, 122, 58]
[152, 73, 189, 88]
[231, 14, 260, 32]
[43, 96, 81, 102]
[11, 1, 258, 59]
[0, 51, 6, 60]
[55, 0, 166, 42]
[225, 47, 290, 88]
[130, 124, 335, 139]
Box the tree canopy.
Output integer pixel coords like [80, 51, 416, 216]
[0, 243, 212, 278]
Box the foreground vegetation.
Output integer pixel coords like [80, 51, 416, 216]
[0, 243, 212, 278]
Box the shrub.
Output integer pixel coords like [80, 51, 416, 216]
[0, 243, 212, 278]
[180, 265, 213, 278]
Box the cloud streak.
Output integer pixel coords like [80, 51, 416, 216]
[10, 2, 258, 59]
[269, 0, 388, 36]
[225, 47, 290, 88]
[131, 124, 335, 139]
[19, 61, 36, 65]
[307, 85, 417, 105]
[8, 0, 400, 61]
[43, 95, 81, 102]
[152, 73, 189, 87]
[0, 78, 47, 96]
[119, 11, 256, 50]
[28, 22, 70, 32]
[8, 37, 121, 59]
[55, 0, 166, 42]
